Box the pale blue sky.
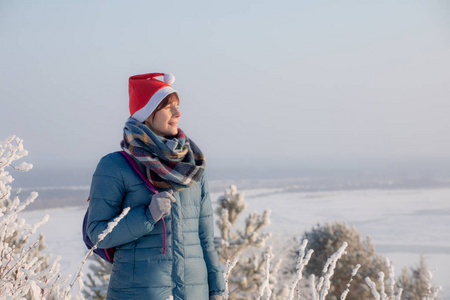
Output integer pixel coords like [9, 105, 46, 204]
[1, 0, 450, 174]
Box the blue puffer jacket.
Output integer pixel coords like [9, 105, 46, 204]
[87, 152, 225, 300]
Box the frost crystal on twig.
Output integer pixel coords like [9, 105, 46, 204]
[286, 239, 313, 300]
[340, 264, 360, 300]
[257, 247, 273, 300]
[365, 277, 380, 300]
[386, 258, 396, 299]
[223, 257, 239, 300]
[378, 272, 387, 300]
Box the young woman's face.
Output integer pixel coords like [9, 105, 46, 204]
[144, 94, 181, 137]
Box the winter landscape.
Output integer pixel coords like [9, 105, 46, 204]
[2, 2, 449, 298]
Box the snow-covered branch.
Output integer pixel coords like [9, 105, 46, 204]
[67, 207, 131, 297]
[286, 239, 313, 300]
[224, 257, 239, 300]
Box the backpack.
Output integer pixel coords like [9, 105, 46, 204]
[82, 151, 163, 263]
[82, 203, 116, 263]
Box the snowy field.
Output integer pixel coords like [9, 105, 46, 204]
[22, 187, 450, 299]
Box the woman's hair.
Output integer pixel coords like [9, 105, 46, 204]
[151, 93, 179, 121]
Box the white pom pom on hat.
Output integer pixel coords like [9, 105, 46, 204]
[164, 73, 175, 85]
[128, 72, 178, 122]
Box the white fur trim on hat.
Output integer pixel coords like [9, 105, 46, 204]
[132, 86, 177, 122]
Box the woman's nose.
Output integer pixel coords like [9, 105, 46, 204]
[173, 107, 181, 117]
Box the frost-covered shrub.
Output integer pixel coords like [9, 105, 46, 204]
[0, 136, 71, 299]
[294, 222, 390, 300]
[214, 185, 275, 299]
[215, 185, 271, 261]
[281, 222, 441, 300]
[397, 255, 441, 300]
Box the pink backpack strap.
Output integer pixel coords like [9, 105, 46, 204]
[119, 151, 159, 194]
[119, 151, 167, 255]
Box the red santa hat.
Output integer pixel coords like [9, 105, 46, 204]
[128, 72, 177, 122]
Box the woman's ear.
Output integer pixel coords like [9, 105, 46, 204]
[143, 113, 154, 127]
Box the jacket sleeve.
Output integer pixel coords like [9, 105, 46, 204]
[87, 154, 156, 249]
[199, 174, 226, 296]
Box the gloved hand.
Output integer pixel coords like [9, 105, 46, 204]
[148, 191, 176, 222]
[209, 295, 223, 300]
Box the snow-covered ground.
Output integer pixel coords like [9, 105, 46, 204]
[22, 187, 450, 299]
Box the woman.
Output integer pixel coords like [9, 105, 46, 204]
[87, 73, 225, 300]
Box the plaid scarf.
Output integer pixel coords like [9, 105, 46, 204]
[120, 117, 206, 191]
